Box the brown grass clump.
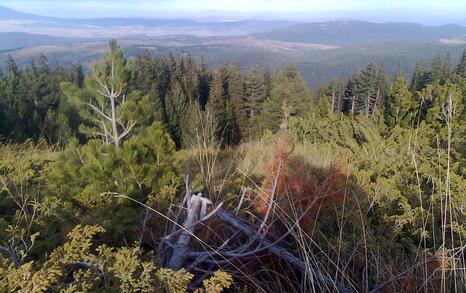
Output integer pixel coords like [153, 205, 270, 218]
[253, 134, 348, 230]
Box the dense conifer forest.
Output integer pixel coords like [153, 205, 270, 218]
[1, 40, 466, 292]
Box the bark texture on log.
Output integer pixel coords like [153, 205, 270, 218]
[216, 209, 353, 293]
[161, 180, 353, 293]
[167, 193, 212, 270]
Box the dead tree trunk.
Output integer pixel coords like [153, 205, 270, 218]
[160, 177, 353, 292]
[215, 209, 352, 293]
[168, 193, 211, 270]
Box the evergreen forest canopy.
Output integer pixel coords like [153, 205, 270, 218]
[0, 40, 466, 292]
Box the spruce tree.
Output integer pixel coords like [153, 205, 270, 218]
[129, 49, 155, 94]
[180, 100, 202, 147]
[198, 56, 212, 109]
[384, 73, 414, 128]
[430, 54, 451, 85]
[263, 66, 272, 99]
[244, 61, 266, 137]
[410, 62, 428, 91]
[206, 70, 228, 144]
[455, 49, 466, 78]
[227, 66, 247, 141]
[262, 64, 312, 132]
[164, 81, 188, 148]
[71, 62, 85, 88]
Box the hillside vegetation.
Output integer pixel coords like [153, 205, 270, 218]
[255, 21, 466, 45]
[0, 41, 466, 292]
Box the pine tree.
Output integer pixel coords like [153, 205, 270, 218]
[263, 66, 272, 99]
[206, 70, 228, 144]
[70, 40, 135, 148]
[429, 54, 451, 85]
[227, 66, 247, 141]
[71, 62, 85, 88]
[455, 49, 466, 78]
[384, 73, 414, 128]
[244, 61, 266, 137]
[410, 62, 428, 91]
[262, 64, 312, 132]
[180, 100, 202, 148]
[198, 56, 212, 109]
[164, 81, 188, 148]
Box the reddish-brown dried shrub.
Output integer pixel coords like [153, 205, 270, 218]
[254, 135, 348, 231]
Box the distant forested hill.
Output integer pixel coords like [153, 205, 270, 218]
[2, 39, 465, 86]
[0, 32, 85, 51]
[255, 21, 466, 45]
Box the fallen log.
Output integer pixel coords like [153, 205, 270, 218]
[215, 208, 353, 293]
[160, 176, 353, 293]
[168, 193, 213, 270]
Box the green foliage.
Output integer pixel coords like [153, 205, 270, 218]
[343, 62, 389, 117]
[156, 269, 233, 293]
[2, 46, 466, 292]
[262, 64, 313, 131]
[46, 122, 179, 243]
[0, 141, 56, 266]
[156, 268, 194, 293]
[164, 81, 189, 148]
[197, 270, 233, 293]
[1, 225, 158, 292]
[384, 73, 415, 128]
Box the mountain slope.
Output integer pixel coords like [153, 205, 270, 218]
[255, 21, 466, 45]
[0, 5, 299, 37]
[0, 32, 90, 51]
[0, 5, 52, 20]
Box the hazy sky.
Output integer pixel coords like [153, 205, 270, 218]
[1, 0, 466, 18]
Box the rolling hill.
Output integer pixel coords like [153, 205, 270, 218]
[255, 21, 466, 45]
[0, 5, 51, 20]
[1, 38, 466, 86]
[0, 32, 89, 52]
[0, 5, 299, 38]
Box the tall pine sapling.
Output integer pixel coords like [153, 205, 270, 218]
[85, 40, 135, 148]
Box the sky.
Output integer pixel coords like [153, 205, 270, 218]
[1, 0, 466, 19]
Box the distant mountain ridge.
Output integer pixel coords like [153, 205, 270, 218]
[2, 5, 466, 45]
[0, 32, 91, 52]
[0, 5, 299, 38]
[0, 5, 52, 20]
[254, 21, 466, 45]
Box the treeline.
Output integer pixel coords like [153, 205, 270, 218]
[0, 43, 311, 148]
[1, 41, 466, 150]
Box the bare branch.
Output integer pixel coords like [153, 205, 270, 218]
[117, 121, 137, 141]
[87, 103, 112, 121]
